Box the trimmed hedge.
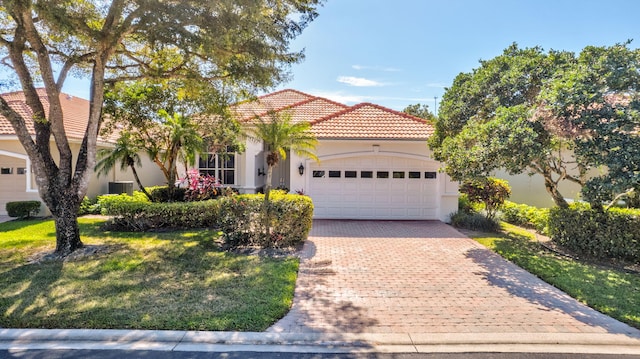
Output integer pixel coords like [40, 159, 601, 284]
[6, 201, 41, 218]
[549, 203, 640, 262]
[218, 192, 314, 248]
[103, 199, 220, 231]
[500, 201, 550, 234]
[102, 191, 314, 248]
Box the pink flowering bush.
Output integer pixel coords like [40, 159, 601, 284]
[179, 169, 222, 201]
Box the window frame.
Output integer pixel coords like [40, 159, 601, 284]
[198, 147, 237, 185]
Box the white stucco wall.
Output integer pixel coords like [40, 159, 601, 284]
[289, 139, 459, 222]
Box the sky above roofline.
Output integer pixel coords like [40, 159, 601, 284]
[4, 0, 639, 114]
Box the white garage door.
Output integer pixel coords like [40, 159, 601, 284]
[308, 155, 440, 220]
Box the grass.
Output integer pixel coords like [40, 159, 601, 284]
[469, 222, 640, 329]
[0, 218, 299, 331]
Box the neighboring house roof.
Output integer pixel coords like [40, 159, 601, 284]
[1, 88, 434, 143]
[0, 88, 112, 143]
[233, 89, 434, 140]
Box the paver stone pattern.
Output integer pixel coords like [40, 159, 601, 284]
[268, 220, 638, 335]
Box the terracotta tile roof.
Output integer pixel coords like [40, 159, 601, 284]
[0, 88, 112, 142]
[232, 89, 317, 121]
[233, 89, 434, 140]
[310, 102, 434, 139]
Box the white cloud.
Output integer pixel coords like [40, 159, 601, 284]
[337, 76, 384, 87]
[352, 65, 401, 72]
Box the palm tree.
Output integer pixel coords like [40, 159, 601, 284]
[95, 131, 152, 200]
[156, 111, 204, 199]
[247, 110, 318, 203]
[247, 110, 318, 241]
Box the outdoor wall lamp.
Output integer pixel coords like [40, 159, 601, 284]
[258, 167, 265, 176]
[298, 163, 305, 176]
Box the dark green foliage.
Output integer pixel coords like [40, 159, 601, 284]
[402, 103, 436, 122]
[146, 186, 188, 202]
[549, 203, 640, 262]
[219, 193, 314, 248]
[6, 201, 41, 218]
[500, 201, 550, 234]
[104, 200, 221, 231]
[429, 44, 583, 208]
[101, 192, 314, 248]
[540, 43, 640, 208]
[450, 211, 501, 232]
[460, 177, 511, 219]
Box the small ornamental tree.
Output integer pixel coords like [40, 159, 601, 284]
[460, 177, 511, 219]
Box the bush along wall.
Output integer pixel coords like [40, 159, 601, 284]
[549, 203, 640, 262]
[6, 201, 41, 218]
[103, 199, 221, 231]
[218, 192, 314, 248]
[500, 201, 550, 235]
[102, 191, 314, 249]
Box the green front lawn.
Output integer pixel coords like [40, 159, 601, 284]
[0, 218, 298, 331]
[471, 223, 640, 329]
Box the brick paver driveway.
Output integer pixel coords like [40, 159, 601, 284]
[268, 220, 639, 336]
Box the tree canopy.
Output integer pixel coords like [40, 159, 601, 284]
[402, 103, 436, 122]
[0, 0, 322, 255]
[540, 43, 640, 208]
[431, 42, 640, 209]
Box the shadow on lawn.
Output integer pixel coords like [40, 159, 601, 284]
[0, 222, 294, 331]
[0, 261, 63, 325]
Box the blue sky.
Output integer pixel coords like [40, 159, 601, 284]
[57, 0, 640, 112]
[276, 0, 640, 112]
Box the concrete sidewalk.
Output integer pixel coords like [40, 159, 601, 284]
[1, 329, 640, 354]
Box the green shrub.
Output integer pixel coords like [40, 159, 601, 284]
[105, 200, 221, 231]
[500, 201, 550, 234]
[102, 191, 314, 249]
[6, 201, 41, 218]
[450, 211, 500, 232]
[146, 186, 187, 202]
[218, 192, 314, 248]
[549, 203, 640, 262]
[97, 191, 150, 215]
[78, 196, 101, 215]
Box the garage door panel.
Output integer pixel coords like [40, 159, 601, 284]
[309, 155, 440, 220]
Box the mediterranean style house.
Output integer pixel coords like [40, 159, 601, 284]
[0, 88, 459, 221]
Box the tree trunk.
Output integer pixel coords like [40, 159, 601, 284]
[543, 175, 569, 208]
[54, 207, 83, 255]
[262, 164, 274, 242]
[130, 164, 152, 200]
[51, 190, 83, 255]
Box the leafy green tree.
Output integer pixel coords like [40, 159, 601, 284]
[540, 43, 640, 210]
[103, 80, 245, 201]
[94, 132, 152, 200]
[402, 103, 436, 121]
[0, 0, 321, 256]
[430, 44, 583, 208]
